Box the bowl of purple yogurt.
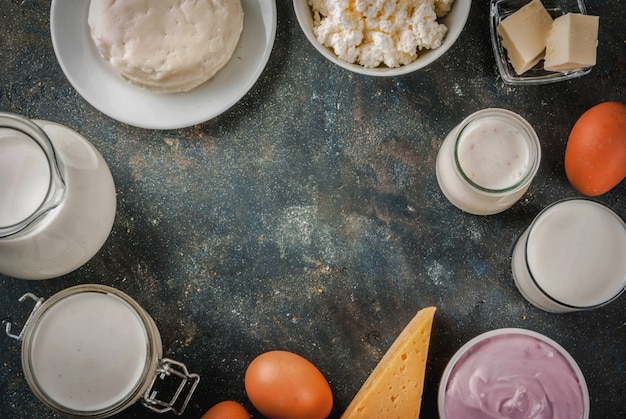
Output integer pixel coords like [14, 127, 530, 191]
[438, 328, 589, 419]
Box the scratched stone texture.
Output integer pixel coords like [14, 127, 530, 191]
[1, 1, 625, 418]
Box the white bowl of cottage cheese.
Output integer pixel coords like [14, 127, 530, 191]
[294, 0, 471, 77]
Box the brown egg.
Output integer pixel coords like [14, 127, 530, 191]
[201, 400, 250, 419]
[244, 350, 333, 419]
[565, 102, 626, 196]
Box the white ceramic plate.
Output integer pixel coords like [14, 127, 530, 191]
[50, 0, 277, 130]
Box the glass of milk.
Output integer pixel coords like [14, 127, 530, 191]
[436, 108, 541, 215]
[5, 284, 200, 417]
[0, 112, 116, 279]
[512, 199, 626, 313]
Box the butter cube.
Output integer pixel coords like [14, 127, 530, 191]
[544, 13, 599, 72]
[497, 0, 553, 75]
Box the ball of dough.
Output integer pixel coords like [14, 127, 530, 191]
[88, 0, 244, 93]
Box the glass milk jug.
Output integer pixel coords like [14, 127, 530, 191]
[0, 112, 116, 279]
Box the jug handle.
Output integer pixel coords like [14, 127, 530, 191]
[5, 293, 45, 341]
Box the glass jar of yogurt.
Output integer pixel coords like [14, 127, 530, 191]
[438, 328, 589, 419]
[0, 112, 116, 279]
[5, 284, 199, 417]
[436, 109, 541, 215]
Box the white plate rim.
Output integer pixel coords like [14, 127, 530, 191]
[50, 0, 277, 130]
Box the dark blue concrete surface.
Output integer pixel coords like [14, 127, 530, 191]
[1, 1, 625, 417]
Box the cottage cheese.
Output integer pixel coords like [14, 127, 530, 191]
[309, 0, 454, 68]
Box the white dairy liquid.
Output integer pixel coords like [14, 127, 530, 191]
[0, 128, 51, 227]
[29, 292, 148, 412]
[0, 120, 116, 279]
[456, 117, 531, 190]
[436, 109, 540, 215]
[512, 200, 626, 312]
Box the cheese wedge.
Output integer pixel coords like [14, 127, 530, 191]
[341, 307, 436, 419]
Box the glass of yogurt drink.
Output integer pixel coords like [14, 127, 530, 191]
[512, 198, 626, 313]
[436, 108, 541, 215]
[439, 328, 589, 419]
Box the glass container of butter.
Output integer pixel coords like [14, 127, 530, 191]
[490, 0, 592, 85]
[5, 284, 199, 417]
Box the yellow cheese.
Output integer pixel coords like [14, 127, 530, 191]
[497, 0, 553, 75]
[544, 13, 599, 72]
[340, 307, 436, 419]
